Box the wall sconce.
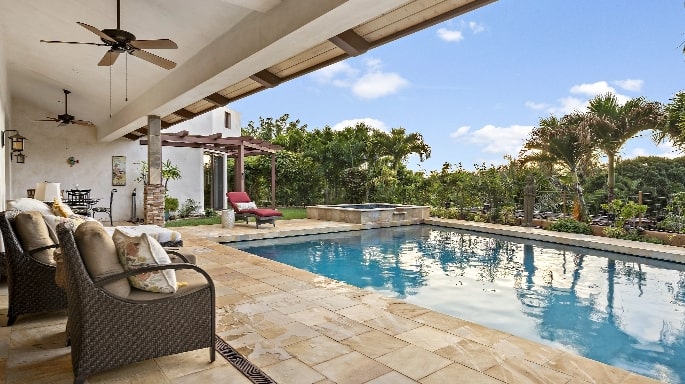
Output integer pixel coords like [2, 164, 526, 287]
[2, 129, 27, 152]
[2, 130, 27, 163]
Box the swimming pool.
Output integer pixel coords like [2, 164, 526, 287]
[231, 225, 685, 383]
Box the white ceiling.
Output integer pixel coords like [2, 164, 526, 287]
[2, 0, 266, 131]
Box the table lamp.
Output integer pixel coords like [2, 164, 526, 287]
[35, 182, 61, 202]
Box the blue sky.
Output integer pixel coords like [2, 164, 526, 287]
[231, 0, 685, 172]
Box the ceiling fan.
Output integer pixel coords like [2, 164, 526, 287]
[40, 0, 177, 70]
[36, 89, 95, 127]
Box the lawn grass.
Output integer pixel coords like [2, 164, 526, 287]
[165, 207, 307, 227]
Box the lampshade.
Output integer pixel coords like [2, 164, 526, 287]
[9, 132, 25, 152]
[35, 182, 61, 202]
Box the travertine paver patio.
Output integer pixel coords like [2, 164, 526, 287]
[0, 218, 669, 383]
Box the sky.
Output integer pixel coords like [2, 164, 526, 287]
[230, 0, 685, 172]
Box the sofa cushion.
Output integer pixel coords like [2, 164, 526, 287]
[7, 198, 53, 216]
[74, 221, 131, 297]
[14, 211, 58, 264]
[112, 229, 177, 293]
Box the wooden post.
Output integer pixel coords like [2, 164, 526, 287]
[638, 190, 643, 226]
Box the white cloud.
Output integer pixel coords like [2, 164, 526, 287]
[614, 79, 643, 92]
[455, 124, 534, 156]
[547, 96, 588, 115]
[331, 118, 388, 132]
[468, 21, 485, 34]
[309, 58, 408, 99]
[352, 71, 409, 99]
[311, 61, 357, 86]
[524, 101, 548, 110]
[569, 81, 616, 96]
[437, 28, 464, 42]
[449, 126, 471, 138]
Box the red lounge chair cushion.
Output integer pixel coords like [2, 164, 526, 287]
[248, 208, 283, 217]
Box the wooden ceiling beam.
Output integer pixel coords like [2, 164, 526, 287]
[204, 93, 231, 106]
[329, 29, 369, 56]
[249, 69, 282, 88]
[173, 108, 197, 120]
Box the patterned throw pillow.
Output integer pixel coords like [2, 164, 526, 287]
[112, 229, 177, 293]
[235, 202, 257, 211]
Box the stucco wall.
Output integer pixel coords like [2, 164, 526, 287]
[0, 24, 10, 210]
[7, 98, 239, 223]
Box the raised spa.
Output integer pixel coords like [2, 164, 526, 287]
[306, 203, 430, 225]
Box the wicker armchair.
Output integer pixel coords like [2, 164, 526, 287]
[0, 211, 67, 325]
[55, 221, 215, 384]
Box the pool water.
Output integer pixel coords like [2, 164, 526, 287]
[231, 225, 685, 383]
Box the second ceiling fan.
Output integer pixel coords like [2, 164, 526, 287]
[36, 89, 94, 127]
[40, 0, 178, 70]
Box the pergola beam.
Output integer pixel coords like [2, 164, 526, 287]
[249, 69, 282, 88]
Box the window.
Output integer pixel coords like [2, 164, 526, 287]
[224, 112, 231, 130]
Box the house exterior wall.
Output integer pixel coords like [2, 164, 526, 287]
[7, 97, 240, 223]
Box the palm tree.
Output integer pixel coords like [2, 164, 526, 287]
[582, 93, 663, 202]
[655, 90, 685, 150]
[519, 114, 595, 221]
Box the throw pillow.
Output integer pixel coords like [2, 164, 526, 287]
[14, 211, 58, 265]
[52, 198, 75, 218]
[235, 201, 257, 211]
[74, 221, 131, 298]
[7, 198, 53, 216]
[112, 229, 177, 293]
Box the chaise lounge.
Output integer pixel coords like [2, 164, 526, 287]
[227, 191, 282, 228]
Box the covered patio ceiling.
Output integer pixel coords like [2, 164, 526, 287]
[2, 0, 495, 142]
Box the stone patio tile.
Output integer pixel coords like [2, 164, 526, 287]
[384, 301, 432, 319]
[363, 313, 422, 335]
[545, 352, 631, 384]
[239, 338, 292, 367]
[313, 351, 392, 384]
[394, 325, 462, 351]
[259, 321, 321, 346]
[483, 356, 573, 384]
[262, 358, 325, 384]
[419, 363, 502, 384]
[375, 345, 452, 381]
[366, 371, 419, 384]
[284, 335, 351, 365]
[234, 282, 280, 295]
[337, 304, 385, 322]
[492, 336, 564, 365]
[434, 339, 500, 372]
[341, 330, 409, 358]
[289, 306, 341, 326]
[620, 373, 666, 384]
[155, 348, 226, 379]
[449, 323, 512, 347]
[412, 311, 470, 331]
[170, 364, 253, 384]
[312, 317, 372, 341]
[315, 294, 360, 311]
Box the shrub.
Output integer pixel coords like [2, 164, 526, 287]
[549, 218, 592, 235]
[178, 198, 201, 218]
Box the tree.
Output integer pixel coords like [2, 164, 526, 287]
[519, 114, 595, 222]
[582, 93, 663, 202]
[656, 90, 685, 150]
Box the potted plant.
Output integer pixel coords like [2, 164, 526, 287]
[164, 196, 179, 220]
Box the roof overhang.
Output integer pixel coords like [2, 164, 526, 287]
[139, 131, 282, 158]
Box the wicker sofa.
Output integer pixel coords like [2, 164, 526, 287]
[56, 221, 215, 384]
[0, 210, 67, 325]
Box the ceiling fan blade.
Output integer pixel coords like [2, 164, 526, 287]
[72, 120, 95, 127]
[77, 22, 116, 43]
[130, 39, 178, 49]
[98, 51, 120, 66]
[130, 49, 176, 70]
[40, 40, 107, 46]
[34, 118, 59, 122]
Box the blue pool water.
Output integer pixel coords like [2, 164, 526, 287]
[231, 225, 685, 383]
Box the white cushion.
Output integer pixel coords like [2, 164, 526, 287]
[235, 201, 257, 211]
[112, 229, 177, 293]
[7, 198, 53, 216]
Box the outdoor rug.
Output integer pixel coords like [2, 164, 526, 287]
[215, 335, 277, 383]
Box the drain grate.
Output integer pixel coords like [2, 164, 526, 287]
[215, 335, 277, 384]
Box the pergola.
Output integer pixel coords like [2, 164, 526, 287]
[140, 131, 282, 208]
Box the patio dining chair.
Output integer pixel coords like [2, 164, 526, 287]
[66, 189, 92, 217]
[92, 188, 117, 226]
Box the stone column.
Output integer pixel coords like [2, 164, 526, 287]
[523, 175, 535, 227]
[144, 115, 164, 226]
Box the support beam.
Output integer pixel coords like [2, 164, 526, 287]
[147, 116, 162, 186]
[173, 108, 197, 120]
[329, 29, 369, 56]
[204, 93, 230, 107]
[234, 143, 245, 192]
[249, 69, 282, 88]
[271, 154, 276, 208]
